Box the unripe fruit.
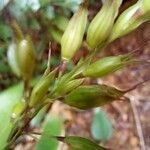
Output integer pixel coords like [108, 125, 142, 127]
[52, 15, 69, 31]
[29, 71, 55, 107]
[143, 0, 150, 13]
[61, 2, 88, 60]
[17, 36, 36, 80]
[83, 53, 133, 78]
[109, 0, 150, 42]
[64, 85, 124, 110]
[7, 42, 21, 77]
[86, 0, 122, 49]
[49, 27, 62, 43]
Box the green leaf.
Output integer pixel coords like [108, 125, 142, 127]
[36, 115, 63, 150]
[0, 62, 10, 73]
[0, 23, 12, 41]
[0, 83, 23, 150]
[0, 112, 13, 150]
[58, 136, 110, 150]
[91, 108, 113, 141]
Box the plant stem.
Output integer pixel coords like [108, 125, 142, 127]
[130, 96, 146, 150]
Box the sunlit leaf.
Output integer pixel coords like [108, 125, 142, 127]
[36, 115, 63, 150]
[91, 108, 113, 141]
[0, 83, 23, 150]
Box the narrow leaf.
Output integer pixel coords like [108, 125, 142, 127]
[57, 136, 110, 150]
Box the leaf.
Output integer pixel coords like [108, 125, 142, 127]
[57, 136, 110, 150]
[0, 23, 12, 41]
[7, 43, 21, 76]
[0, 62, 10, 73]
[0, 83, 23, 150]
[91, 108, 113, 141]
[36, 115, 63, 150]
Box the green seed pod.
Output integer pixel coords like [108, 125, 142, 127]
[11, 99, 26, 119]
[143, 0, 150, 13]
[49, 27, 63, 44]
[64, 85, 124, 110]
[109, 0, 150, 42]
[86, 0, 122, 49]
[58, 136, 109, 150]
[52, 15, 69, 31]
[83, 53, 133, 78]
[17, 35, 36, 80]
[29, 71, 55, 107]
[7, 42, 21, 77]
[55, 78, 84, 95]
[61, 2, 88, 60]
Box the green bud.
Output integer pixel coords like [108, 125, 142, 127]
[83, 53, 133, 77]
[29, 71, 55, 107]
[11, 99, 26, 119]
[61, 2, 88, 60]
[7, 42, 21, 77]
[11, 21, 24, 42]
[64, 85, 124, 110]
[52, 15, 69, 31]
[57, 136, 109, 150]
[86, 0, 122, 49]
[109, 0, 150, 42]
[17, 35, 36, 80]
[49, 27, 63, 44]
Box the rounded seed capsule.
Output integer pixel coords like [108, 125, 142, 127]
[17, 35, 36, 80]
[86, 0, 122, 49]
[61, 2, 88, 60]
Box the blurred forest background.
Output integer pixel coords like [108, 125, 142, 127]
[0, 0, 150, 150]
